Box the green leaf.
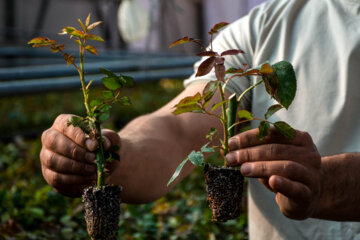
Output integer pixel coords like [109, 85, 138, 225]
[90, 99, 102, 108]
[99, 111, 110, 122]
[117, 96, 131, 106]
[188, 151, 205, 166]
[201, 143, 215, 153]
[167, 158, 188, 186]
[102, 76, 122, 90]
[211, 100, 227, 112]
[265, 104, 283, 119]
[78, 18, 86, 32]
[67, 116, 90, 134]
[120, 75, 134, 87]
[257, 121, 270, 140]
[202, 81, 217, 106]
[102, 90, 114, 99]
[59, 26, 76, 35]
[270, 61, 297, 109]
[237, 110, 253, 120]
[209, 22, 229, 34]
[87, 34, 104, 42]
[85, 13, 91, 27]
[172, 104, 204, 115]
[206, 128, 218, 141]
[175, 93, 202, 108]
[99, 68, 117, 77]
[274, 121, 296, 139]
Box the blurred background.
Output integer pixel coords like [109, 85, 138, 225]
[0, 0, 265, 239]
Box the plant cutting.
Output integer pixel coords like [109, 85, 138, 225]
[167, 22, 297, 222]
[28, 14, 133, 240]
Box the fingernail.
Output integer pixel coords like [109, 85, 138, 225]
[85, 164, 96, 173]
[241, 164, 252, 176]
[228, 138, 238, 151]
[85, 139, 97, 151]
[85, 152, 96, 163]
[226, 152, 237, 165]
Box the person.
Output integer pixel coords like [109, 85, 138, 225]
[39, 0, 360, 239]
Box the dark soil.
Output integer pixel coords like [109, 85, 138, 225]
[204, 163, 244, 222]
[82, 185, 122, 240]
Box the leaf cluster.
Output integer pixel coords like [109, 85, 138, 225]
[168, 22, 298, 186]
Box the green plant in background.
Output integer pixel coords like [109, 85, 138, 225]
[167, 22, 297, 221]
[28, 13, 133, 239]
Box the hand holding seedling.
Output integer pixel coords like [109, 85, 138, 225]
[226, 127, 321, 220]
[40, 114, 121, 197]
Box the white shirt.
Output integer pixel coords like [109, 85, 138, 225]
[184, 0, 360, 239]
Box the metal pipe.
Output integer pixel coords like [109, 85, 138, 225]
[0, 67, 193, 97]
[0, 56, 198, 80]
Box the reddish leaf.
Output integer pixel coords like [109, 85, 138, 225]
[196, 57, 216, 77]
[28, 37, 55, 47]
[50, 44, 65, 53]
[196, 51, 217, 57]
[221, 49, 244, 56]
[169, 37, 192, 48]
[63, 54, 75, 66]
[87, 21, 102, 31]
[238, 68, 261, 77]
[85, 45, 98, 55]
[86, 34, 104, 42]
[260, 62, 274, 74]
[215, 63, 226, 82]
[209, 22, 229, 34]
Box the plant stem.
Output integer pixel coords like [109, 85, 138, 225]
[237, 79, 263, 103]
[79, 40, 91, 116]
[218, 82, 229, 156]
[226, 94, 238, 138]
[95, 120, 106, 188]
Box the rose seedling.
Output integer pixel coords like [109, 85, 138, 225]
[167, 22, 297, 221]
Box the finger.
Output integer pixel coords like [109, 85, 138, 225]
[41, 148, 96, 176]
[226, 144, 313, 166]
[228, 127, 314, 150]
[101, 129, 121, 151]
[42, 166, 96, 189]
[269, 175, 312, 201]
[240, 161, 312, 185]
[52, 114, 90, 148]
[42, 128, 95, 163]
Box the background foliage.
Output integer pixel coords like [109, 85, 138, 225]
[0, 79, 247, 240]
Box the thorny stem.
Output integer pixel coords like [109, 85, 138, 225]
[79, 39, 92, 116]
[95, 120, 106, 187]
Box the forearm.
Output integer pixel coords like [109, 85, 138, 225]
[106, 83, 226, 204]
[313, 153, 360, 221]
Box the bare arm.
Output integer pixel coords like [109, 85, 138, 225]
[40, 82, 228, 202]
[313, 153, 360, 221]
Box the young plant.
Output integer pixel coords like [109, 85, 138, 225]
[28, 14, 132, 239]
[167, 22, 297, 221]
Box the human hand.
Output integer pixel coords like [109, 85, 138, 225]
[226, 128, 321, 220]
[40, 114, 121, 197]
